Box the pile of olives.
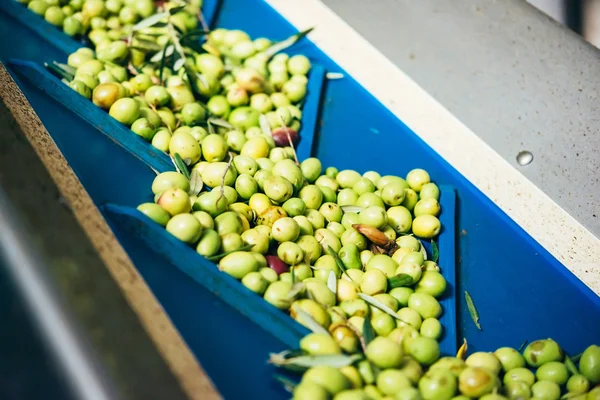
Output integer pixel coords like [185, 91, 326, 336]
[34, 0, 312, 164]
[291, 340, 600, 400]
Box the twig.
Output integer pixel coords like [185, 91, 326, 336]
[197, 8, 209, 32]
[217, 152, 234, 203]
[279, 115, 300, 165]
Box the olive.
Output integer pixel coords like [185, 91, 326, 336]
[418, 369, 457, 400]
[300, 158, 322, 183]
[131, 118, 156, 141]
[299, 185, 324, 210]
[109, 97, 140, 125]
[536, 361, 569, 385]
[396, 307, 423, 329]
[137, 203, 170, 226]
[233, 155, 259, 176]
[420, 183, 440, 200]
[414, 271, 447, 298]
[503, 367, 536, 387]
[387, 206, 413, 234]
[359, 206, 388, 229]
[226, 85, 249, 107]
[300, 333, 341, 355]
[523, 339, 564, 367]
[264, 176, 294, 202]
[374, 369, 411, 396]
[235, 174, 258, 200]
[465, 352, 502, 375]
[45, 6, 65, 26]
[504, 381, 531, 400]
[157, 188, 191, 216]
[337, 189, 359, 206]
[196, 53, 225, 78]
[192, 211, 215, 230]
[389, 288, 414, 308]
[580, 344, 600, 384]
[287, 55, 311, 75]
[404, 336, 439, 366]
[283, 198, 307, 217]
[327, 221, 345, 239]
[394, 387, 422, 400]
[165, 213, 202, 243]
[412, 215, 441, 239]
[406, 169, 431, 192]
[157, 107, 177, 131]
[371, 313, 396, 337]
[531, 381, 560, 400]
[414, 198, 441, 217]
[339, 243, 362, 270]
[169, 132, 201, 165]
[430, 357, 467, 378]
[588, 387, 600, 400]
[200, 162, 237, 188]
[181, 102, 207, 126]
[304, 278, 336, 307]
[69, 80, 91, 98]
[201, 134, 228, 162]
[235, 68, 265, 94]
[330, 325, 359, 354]
[319, 186, 338, 204]
[220, 232, 243, 253]
[259, 267, 278, 284]
[296, 235, 322, 264]
[302, 366, 350, 395]
[293, 382, 329, 400]
[360, 269, 387, 295]
[139, 107, 162, 128]
[145, 85, 170, 107]
[366, 337, 403, 369]
[152, 171, 190, 194]
[366, 254, 398, 278]
[28, 0, 50, 15]
[194, 191, 229, 218]
[241, 136, 270, 159]
[420, 318, 442, 340]
[277, 241, 304, 265]
[458, 367, 499, 398]
[408, 293, 442, 319]
[567, 374, 590, 394]
[82, 0, 105, 18]
[272, 159, 304, 190]
[282, 80, 307, 102]
[207, 95, 231, 118]
[152, 129, 171, 152]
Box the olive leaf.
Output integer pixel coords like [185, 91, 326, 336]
[341, 205, 364, 214]
[206, 244, 254, 262]
[259, 114, 273, 137]
[290, 265, 296, 284]
[180, 29, 211, 41]
[269, 353, 362, 370]
[456, 338, 468, 360]
[465, 290, 482, 330]
[286, 282, 304, 300]
[388, 274, 414, 289]
[207, 118, 234, 129]
[362, 313, 376, 346]
[326, 245, 356, 284]
[158, 41, 171, 84]
[131, 39, 162, 52]
[44, 62, 74, 81]
[291, 305, 330, 336]
[152, 43, 174, 62]
[358, 293, 400, 320]
[564, 355, 578, 376]
[173, 57, 185, 72]
[263, 27, 314, 59]
[326, 72, 344, 80]
[517, 340, 528, 352]
[133, 12, 169, 31]
[53, 61, 76, 77]
[431, 239, 439, 263]
[571, 352, 582, 363]
[272, 374, 297, 393]
[188, 169, 203, 196]
[168, 5, 186, 15]
[327, 270, 337, 294]
[172, 153, 190, 179]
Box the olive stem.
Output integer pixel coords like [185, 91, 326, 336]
[216, 152, 234, 205]
[278, 115, 300, 165]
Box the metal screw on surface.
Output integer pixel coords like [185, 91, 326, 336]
[516, 150, 534, 166]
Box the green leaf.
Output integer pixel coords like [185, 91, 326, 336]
[291, 305, 330, 336]
[290, 264, 296, 284]
[264, 27, 314, 59]
[270, 353, 362, 370]
[431, 239, 439, 263]
[465, 290, 482, 330]
[327, 270, 337, 294]
[326, 72, 344, 80]
[53, 61, 76, 77]
[172, 153, 190, 179]
[206, 244, 254, 262]
[418, 239, 428, 261]
[259, 114, 272, 137]
[188, 169, 203, 196]
[181, 29, 211, 41]
[131, 38, 162, 52]
[44, 62, 74, 81]
[286, 282, 305, 300]
[168, 5, 186, 15]
[358, 293, 400, 320]
[207, 118, 234, 129]
[362, 313, 376, 346]
[340, 206, 364, 214]
[518, 340, 528, 352]
[133, 12, 169, 31]
[152, 43, 174, 62]
[173, 57, 185, 72]
[571, 352, 582, 363]
[272, 374, 297, 393]
[388, 274, 414, 289]
[564, 355, 578, 376]
[326, 245, 356, 284]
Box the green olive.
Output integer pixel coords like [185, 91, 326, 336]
[282, 80, 307, 103]
[232, 155, 258, 176]
[389, 287, 414, 308]
[137, 203, 170, 226]
[339, 243, 362, 270]
[386, 206, 413, 234]
[523, 339, 564, 367]
[44, 5, 65, 25]
[241, 136, 270, 159]
[458, 367, 499, 398]
[504, 381, 531, 400]
[402, 189, 419, 211]
[404, 336, 439, 366]
[226, 85, 249, 107]
[75, 73, 99, 90]
[157, 107, 177, 131]
[287, 55, 311, 75]
[430, 357, 467, 378]
[360, 269, 388, 296]
[264, 176, 294, 202]
[191, 211, 214, 230]
[145, 85, 170, 107]
[152, 171, 189, 194]
[366, 254, 398, 278]
[303, 278, 336, 307]
[406, 169, 431, 192]
[327, 220, 346, 238]
[302, 366, 350, 396]
[580, 344, 600, 384]
[283, 198, 307, 217]
[340, 228, 368, 251]
[131, 118, 156, 141]
[371, 313, 396, 337]
[200, 134, 228, 162]
[157, 188, 191, 216]
[408, 292, 442, 319]
[536, 361, 569, 385]
[359, 206, 387, 229]
[200, 162, 237, 188]
[414, 271, 447, 298]
[420, 318, 442, 340]
[315, 228, 342, 254]
[218, 251, 259, 279]
[587, 387, 600, 400]
[300, 158, 322, 183]
[493, 347, 525, 372]
[69, 80, 91, 98]
[181, 102, 207, 126]
[420, 182, 440, 200]
[28, 0, 50, 15]
[277, 241, 304, 265]
[300, 333, 341, 355]
[195, 53, 225, 78]
[567, 374, 590, 394]
[206, 95, 231, 118]
[165, 213, 202, 243]
[414, 198, 441, 217]
[531, 381, 560, 400]
[465, 352, 502, 375]
[418, 369, 457, 400]
[293, 382, 329, 400]
[294, 215, 314, 236]
[109, 97, 140, 125]
[151, 129, 171, 152]
[397, 307, 422, 330]
[82, 0, 105, 17]
[503, 367, 536, 387]
[412, 215, 441, 239]
[366, 337, 403, 369]
[220, 232, 244, 253]
[169, 132, 201, 165]
[139, 107, 162, 128]
[194, 191, 229, 218]
[394, 387, 421, 400]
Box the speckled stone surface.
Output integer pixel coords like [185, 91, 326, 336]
[0, 64, 221, 400]
[267, 0, 600, 295]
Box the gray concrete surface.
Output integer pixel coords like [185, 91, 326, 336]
[322, 0, 600, 236]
